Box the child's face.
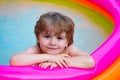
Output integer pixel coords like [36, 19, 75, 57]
[37, 32, 68, 55]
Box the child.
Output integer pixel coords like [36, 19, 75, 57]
[10, 12, 95, 69]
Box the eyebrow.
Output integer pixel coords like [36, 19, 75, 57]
[58, 34, 66, 38]
[41, 32, 66, 37]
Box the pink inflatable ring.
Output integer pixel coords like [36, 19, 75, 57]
[0, 0, 120, 80]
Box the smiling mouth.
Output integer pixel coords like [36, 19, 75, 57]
[47, 47, 58, 50]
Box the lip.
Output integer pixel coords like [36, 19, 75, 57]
[47, 47, 58, 50]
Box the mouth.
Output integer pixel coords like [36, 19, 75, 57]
[46, 47, 58, 50]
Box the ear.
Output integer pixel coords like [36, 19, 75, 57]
[65, 41, 69, 47]
[36, 37, 39, 43]
[37, 34, 41, 43]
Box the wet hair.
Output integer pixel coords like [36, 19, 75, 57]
[34, 12, 74, 46]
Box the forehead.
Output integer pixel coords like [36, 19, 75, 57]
[41, 31, 66, 37]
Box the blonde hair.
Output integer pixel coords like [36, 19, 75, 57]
[34, 12, 74, 46]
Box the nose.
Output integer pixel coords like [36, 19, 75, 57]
[49, 38, 57, 46]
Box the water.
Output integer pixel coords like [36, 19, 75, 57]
[0, 2, 107, 65]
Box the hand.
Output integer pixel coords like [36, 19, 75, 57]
[48, 54, 70, 68]
[39, 62, 57, 69]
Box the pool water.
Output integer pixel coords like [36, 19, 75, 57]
[0, 2, 107, 65]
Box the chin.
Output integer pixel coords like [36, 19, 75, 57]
[47, 52, 60, 55]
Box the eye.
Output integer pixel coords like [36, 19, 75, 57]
[57, 37, 63, 40]
[44, 35, 51, 38]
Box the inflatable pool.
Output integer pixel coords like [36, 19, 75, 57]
[0, 0, 120, 80]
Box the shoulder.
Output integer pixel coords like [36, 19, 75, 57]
[66, 44, 89, 56]
[24, 45, 40, 54]
[66, 44, 79, 52]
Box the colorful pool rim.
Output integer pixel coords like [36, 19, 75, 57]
[0, 0, 120, 80]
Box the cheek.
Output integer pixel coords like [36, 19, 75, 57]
[38, 38, 48, 46]
[59, 41, 68, 48]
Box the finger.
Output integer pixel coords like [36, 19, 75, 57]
[40, 63, 47, 68]
[60, 59, 68, 68]
[44, 63, 51, 69]
[38, 63, 41, 66]
[59, 59, 68, 68]
[53, 63, 57, 67]
[56, 61, 63, 68]
[50, 63, 57, 69]
[63, 58, 69, 67]
[41, 64, 44, 68]
[41, 63, 47, 68]
[50, 64, 54, 69]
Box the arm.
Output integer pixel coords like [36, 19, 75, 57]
[10, 46, 70, 68]
[39, 54, 70, 68]
[9, 46, 51, 66]
[64, 45, 95, 69]
[10, 53, 51, 66]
